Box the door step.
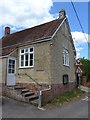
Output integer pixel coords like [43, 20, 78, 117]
[21, 89, 30, 94]
[30, 99, 39, 106]
[26, 95, 39, 101]
[13, 85, 39, 106]
[23, 91, 34, 97]
[14, 86, 25, 90]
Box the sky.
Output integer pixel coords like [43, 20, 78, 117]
[0, 0, 89, 59]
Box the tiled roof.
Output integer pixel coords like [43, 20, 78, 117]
[1, 18, 64, 56]
[0, 47, 15, 56]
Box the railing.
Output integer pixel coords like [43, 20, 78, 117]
[18, 73, 42, 107]
[18, 73, 42, 87]
[25, 73, 42, 87]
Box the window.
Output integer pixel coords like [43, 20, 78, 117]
[63, 75, 69, 84]
[63, 48, 69, 66]
[20, 47, 34, 68]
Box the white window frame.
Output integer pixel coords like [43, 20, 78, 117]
[63, 48, 69, 66]
[19, 47, 34, 68]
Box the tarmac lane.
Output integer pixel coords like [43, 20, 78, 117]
[2, 96, 88, 118]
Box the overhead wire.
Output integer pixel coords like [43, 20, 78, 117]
[60, 30, 85, 51]
[70, 0, 88, 43]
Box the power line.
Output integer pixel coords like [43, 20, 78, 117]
[61, 31, 84, 50]
[71, 0, 88, 43]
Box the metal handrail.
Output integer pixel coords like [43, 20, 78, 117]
[25, 73, 42, 87]
[18, 73, 42, 107]
[18, 73, 51, 107]
[18, 73, 42, 87]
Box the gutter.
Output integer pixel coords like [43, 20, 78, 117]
[1, 17, 67, 58]
[0, 48, 17, 58]
[1, 36, 52, 50]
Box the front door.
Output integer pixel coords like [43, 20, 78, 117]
[7, 58, 16, 86]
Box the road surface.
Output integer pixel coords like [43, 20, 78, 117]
[1, 95, 88, 118]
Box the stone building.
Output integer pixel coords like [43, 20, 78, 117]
[0, 10, 76, 105]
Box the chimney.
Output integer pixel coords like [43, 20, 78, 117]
[5, 26, 10, 36]
[59, 9, 66, 19]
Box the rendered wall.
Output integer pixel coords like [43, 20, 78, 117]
[16, 41, 51, 85]
[50, 20, 76, 85]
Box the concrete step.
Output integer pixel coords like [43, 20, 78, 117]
[27, 95, 39, 101]
[14, 85, 39, 106]
[21, 89, 30, 94]
[30, 99, 39, 106]
[14, 86, 25, 90]
[23, 91, 34, 97]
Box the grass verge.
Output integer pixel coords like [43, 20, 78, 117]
[48, 88, 86, 106]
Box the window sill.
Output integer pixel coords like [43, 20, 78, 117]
[63, 64, 70, 68]
[18, 66, 34, 69]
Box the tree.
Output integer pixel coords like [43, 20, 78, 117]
[80, 57, 90, 81]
